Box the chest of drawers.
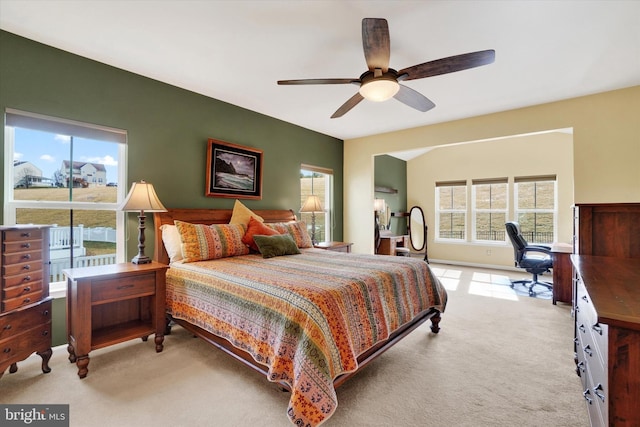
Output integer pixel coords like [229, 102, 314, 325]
[0, 225, 52, 378]
[572, 255, 640, 426]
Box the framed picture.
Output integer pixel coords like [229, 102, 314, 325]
[206, 138, 263, 199]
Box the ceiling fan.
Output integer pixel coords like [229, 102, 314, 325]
[277, 18, 495, 118]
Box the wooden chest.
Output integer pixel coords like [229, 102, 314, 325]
[0, 225, 53, 378]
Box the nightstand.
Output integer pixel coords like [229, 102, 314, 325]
[63, 262, 168, 378]
[314, 241, 353, 253]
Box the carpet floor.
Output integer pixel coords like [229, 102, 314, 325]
[0, 264, 588, 426]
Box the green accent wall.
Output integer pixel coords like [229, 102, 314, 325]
[374, 155, 407, 236]
[0, 30, 344, 346]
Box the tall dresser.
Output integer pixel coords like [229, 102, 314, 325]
[572, 203, 640, 426]
[0, 225, 53, 378]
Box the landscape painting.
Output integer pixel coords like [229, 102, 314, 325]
[206, 138, 263, 199]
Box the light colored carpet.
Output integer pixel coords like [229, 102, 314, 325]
[1, 264, 588, 427]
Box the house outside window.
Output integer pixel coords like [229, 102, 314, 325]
[4, 109, 127, 289]
[435, 180, 467, 240]
[472, 178, 508, 242]
[300, 164, 333, 243]
[514, 175, 556, 244]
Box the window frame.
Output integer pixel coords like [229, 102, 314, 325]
[300, 164, 333, 243]
[514, 175, 557, 244]
[4, 109, 128, 293]
[435, 180, 467, 242]
[471, 178, 509, 243]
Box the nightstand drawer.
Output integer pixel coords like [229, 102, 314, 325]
[91, 273, 156, 303]
[0, 299, 52, 343]
[2, 290, 44, 312]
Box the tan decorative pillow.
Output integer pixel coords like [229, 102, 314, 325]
[268, 221, 313, 248]
[229, 199, 264, 226]
[174, 220, 249, 262]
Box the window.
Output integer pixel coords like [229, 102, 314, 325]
[472, 178, 508, 242]
[4, 109, 127, 288]
[515, 175, 556, 244]
[435, 181, 467, 240]
[300, 164, 333, 243]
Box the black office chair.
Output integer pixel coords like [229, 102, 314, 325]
[505, 221, 553, 297]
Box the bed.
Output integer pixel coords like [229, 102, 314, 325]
[153, 208, 447, 426]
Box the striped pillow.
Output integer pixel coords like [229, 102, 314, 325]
[174, 220, 249, 262]
[268, 221, 313, 248]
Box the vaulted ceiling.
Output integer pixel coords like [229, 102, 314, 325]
[1, 1, 639, 141]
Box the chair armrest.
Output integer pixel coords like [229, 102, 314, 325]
[524, 245, 552, 255]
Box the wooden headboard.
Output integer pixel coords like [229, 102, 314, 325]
[153, 208, 297, 265]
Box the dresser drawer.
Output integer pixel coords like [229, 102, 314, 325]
[0, 299, 52, 343]
[0, 322, 51, 365]
[3, 229, 43, 242]
[2, 290, 44, 312]
[2, 269, 43, 288]
[3, 249, 42, 265]
[91, 273, 156, 304]
[3, 280, 43, 300]
[3, 239, 43, 254]
[3, 260, 43, 277]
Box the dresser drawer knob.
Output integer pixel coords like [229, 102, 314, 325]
[24, 286, 31, 292]
[583, 389, 593, 405]
[583, 344, 593, 357]
[593, 384, 605, 402]
[21, 243, 31, 249]
[22, 253, 32, 260]
[2, 347, 11, 354]
[117, 284, 135, 290]
[592, 324, 603, 335]
[23, 276, 32, 282]
[23, 264, 31, 270]
[23, 298, 31, 304]
[43, 310, 49, 316]
[42, 330, 49, 336]
[3, 324, 11, 330]
[21, 232, 31, 237]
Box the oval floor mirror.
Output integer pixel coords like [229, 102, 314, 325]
[408, 206, 429, 263]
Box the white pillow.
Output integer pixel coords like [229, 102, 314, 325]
[161, 224, 183, 263]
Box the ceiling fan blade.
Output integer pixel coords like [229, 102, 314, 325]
[362, 18, 390, 72]
[278, 78, 359, 85]
[331, 92, 364, 118]
[398, 49, 495, 81]
[394, 85, 436, 112]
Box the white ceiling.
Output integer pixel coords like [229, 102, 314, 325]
[1, 0, 639, 142]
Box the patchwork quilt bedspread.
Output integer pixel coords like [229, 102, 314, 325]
[166, 249, 447, 426]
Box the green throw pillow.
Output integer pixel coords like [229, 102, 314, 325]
[253, 234, 301, 258]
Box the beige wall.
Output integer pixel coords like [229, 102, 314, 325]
[344, 86, 640, 257]
[407, 132, 573, 267]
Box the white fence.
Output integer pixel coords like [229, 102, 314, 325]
[50, 253, 117, 283]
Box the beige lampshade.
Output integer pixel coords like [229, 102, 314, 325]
[119, 180, 167, 212]
[300, 195, 324, 213]
[374, 198, 386, 212]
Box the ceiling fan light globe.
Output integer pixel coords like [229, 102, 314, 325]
[359, 79, 399, 102]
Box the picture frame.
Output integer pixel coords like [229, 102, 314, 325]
[206, 138, 263, 199]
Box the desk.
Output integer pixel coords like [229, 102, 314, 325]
[377, 234, 409, 256]
[551, 243, 573, 305]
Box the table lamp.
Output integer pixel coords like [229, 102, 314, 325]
[119, 180, 167, 264]
[300, 195, 324, 244]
